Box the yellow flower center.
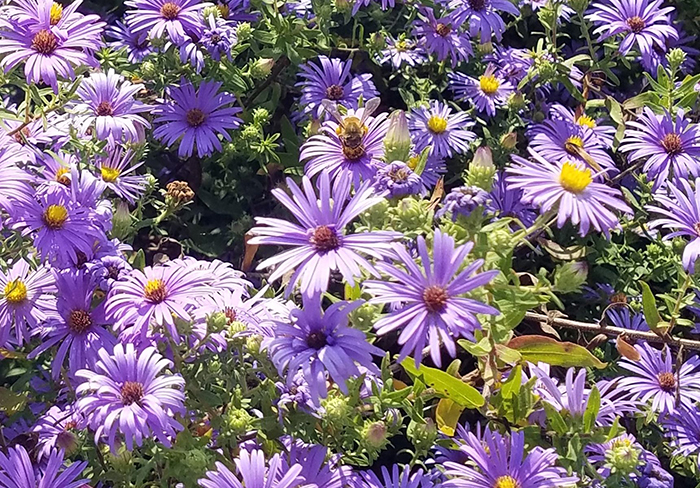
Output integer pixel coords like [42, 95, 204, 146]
[407, 155, 419, 170]
[612, 438, 634, 449]
[576, 115, 596, 129]
[427, 115, 448, 134]
[494, 475, 520, 488]
[101, 166, 121, 183]
[564, 135, 584, 154]
[42, 204, 68, 229]
[144, 279, 168, 303]
[396, 40, 408, 51]
[50, 2, 63, 25]
[3, 279, 27, 304]
[479, 75, 500, 95]
[559, 162, 592, 194]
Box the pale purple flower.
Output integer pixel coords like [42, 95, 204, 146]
[448, 0, 521, 41]
[0, 445, 87, 488]
[107, 20, 153, 63]
[377, 36, 427, 69]
[125, 0, 205, 45]
[449, 65, 514, 117]
[373, 161, 424, 198]
[409, 101, 476, 158]
[95, 145, 147, 203]
[199, 449, 307, 488]
[414, 8, 472, 67]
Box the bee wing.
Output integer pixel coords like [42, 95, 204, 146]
[321, 99, 346, 127]
[359, 97, 381, 124]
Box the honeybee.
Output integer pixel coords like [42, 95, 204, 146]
[322, 97, 381, 160]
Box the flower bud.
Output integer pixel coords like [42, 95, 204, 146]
[667, 48, 686, 72]
[553, 261, 588, 294]
[202, 5, 222, 19]
[246, 335, 262, 355]
[507, 91, 527, 110]
[140, 61, 158, 80]
[236, 22, 252, 41]
[252, 107, 271, 126]
[477, 41, 493, 55]
[207, 312, 228, 334]
[466, 147, 496, 191]
[223, 408, 254, 437]
[251, 58, 274, 79]
[165, 181, 195, 205]
[321, 394, 351, 424]
[500, 132, 518, 150]
[111, 200, 132, 240]
[56, 428, 79, 455]
[362, 420, 388, 449]
[334, 0, 351, 14]
[383, 110, 412, 164]
[605, 436, 641, 475]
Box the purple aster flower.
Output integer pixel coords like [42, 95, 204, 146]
[377, 36, 427, 69]
[300, 105, 389, 183]
[637, 451, 675, 488]
[0, 259, 56, 346]
[165, 257, 251, 293]
[360, 465, 435, 488]
[488, 171, 537, 227]
[0, 148, 34, 224]
[276, 370, 315, 415]
[585, 434, 646, 478]
[443, 427, 578, 488]
[215, 0, 258, 22]
[199, 449, 307, 488]
[605, 307, 649, 331]
[644, 14, 700, 74]
[0, 445, 87, 488]
[263, 296, 383, 404]
[296, 56, 378, 121]
[662, 406, 700, 463]
[201, 14, 236, 61]
[3, 0, 93, 31]
[647, 177, 700, 272]
[153, 79, 243, 158]
[95, 145, 147, 204]
[409, 101, 476, 158]
[488, 46, 533, 85]
[618, 342, 700, 414]
[73, 69, 151, 143]
[548, 103, 616, 149]
[249, 172, 399, 297]
[106, 264, 212, 341]
[529, 118, 617, 174]
[125, 0, 204, 45]
[352, 0, 395, 15]
[448, 0, 521, 41]
[29, 271, 116, 379]
[86, 254, 132, 292]
[449, 65, 514, 117]
[76, 343, 185, 452]
[106, 20, 153, 63]
[31, 405, 83, 461]
[0, 1, 104, 92]
[283, 438, 355, 488]
[13, 186, 105, 267]
[620, 108, 700, 190]
[413, 8, 472, 67]
[364, 229, 499, 367]
[586, 0, 677, 62]
[178, 39, 205, 73]
[507, 149, 632, 237]
[373, 161, 424, 198]
[437, 185, 490, 220]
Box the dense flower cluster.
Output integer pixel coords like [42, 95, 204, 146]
[0, 0, 700, 486]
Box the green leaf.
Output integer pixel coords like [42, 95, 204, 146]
[458, 337, 492, 357]
[0, 388, 27, 415]
[639, 280, 663, 333]
[401, 358, 485, 408]
[494, 344, 522, 364]
[130, 249, 146, 271]
[583, 386, 600, 433]
[543, 402, 567, 435]
[435, 398, 464, 436]
[501, 364, 522, 399]
[507, 335, 607, 369]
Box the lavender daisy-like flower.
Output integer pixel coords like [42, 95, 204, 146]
[166, 257, 251, 293]
[662, 406, 700, 462]
[95, 145, 147, 204]
[199, 449, 307, 488]
[488, 171, 537, 227]
[377, 36, 427, 69]
[548, 104, 616, 149]
[618, 342, 700, 414]
[449, 65, 514, 117]
[76, 343, 185, 452]
[647, 177, 700, 272]
[107, 20, 153, 63]
[154, 79, 243, 158]
[264, 297, 383, 403]
[296, 56, 378, 120]
[14, 186, 105, 267]
[352, 0, 395, 14]
[448, 0, 520, 41]
[32, 405, 83, 461]
[0, 445, 87, 488]
[73, 69, 151, 143]
[250, 172, 399, 297]
[283, 438, 355, 488]
[0, 259, 55, 346]
[300, 105, 389, 183]
[215, 0, 258, 22]
[29, 271, 116, 379]
[443, 427, 578, 488]
[201, 14, 236, 61]
[507, 149, 632, 237]
[413, 8, 472, 67]
[125, 0, 204, 45]
[0, 2, 104, 92]
[605, 307, 649, 331]
[529, 118, 617, 174]
[364, 230, 499, 367]
[360, 465, 435, 488]
[620, 108, 700, 189]
[373, 162, 424, 198]
[106, 264, 212, 341]
[0, 148, 33, 224]
[586, 0, 677, 61]
[86, 255, 132, 292]
[409, 101, 476, 158]
[437, 186, 490, 220]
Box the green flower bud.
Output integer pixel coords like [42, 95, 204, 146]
[56, 428, 79, 455]
[207, 312, 228, 334]
[349, 302, 381, 330]
[111, 200, 132, 240]
[251, 58, 274, 80]
[369, 32, 386, 51]
[241, 125, 261, 141]
[604, 437, 641, 475]
[384, 110, 412, 164]
[477, 41, 493, 55]
[408, 418, 438, 454]
[362, 420, 388, 449]
[570, 0, 590, 13]
[466, 147, 496, 191]
[236, 22, 252, 41]
[202, 5, 222, 19]
[335, 0, 352, 14]
[321, 394, 351, 424]
[507, 92, 527, 110]
[183, 450, 212, 472]
[488, 228, 514, 249]
[223, 408, 254, 437]
[207, 359, 222, 374]
[252, 107, 271, 126]
[500, 132, 518, 150]
[667, 48, 687, 72]
[245, 334, 262, 355]
[140, 61, 158, 80]
[553, 261, 588, 294]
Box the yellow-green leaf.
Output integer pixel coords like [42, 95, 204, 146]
[501, 365, 522, 399]
[401, 358, 485, 408]
[639, 281, 662, 333]
[507, 335, 606, 369]
[436, 398, 464, 436]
